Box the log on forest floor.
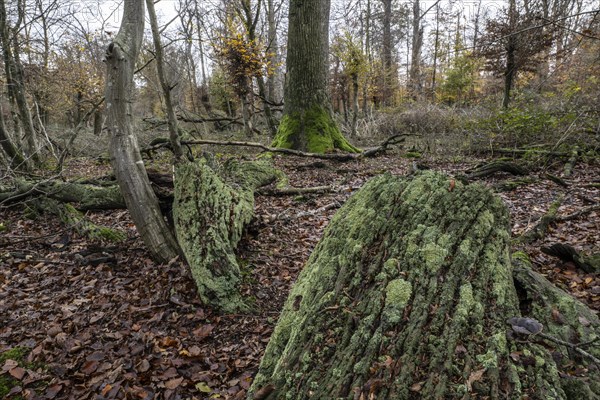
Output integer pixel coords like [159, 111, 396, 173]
[249, 171, 599, 399]
[173, 159, 279, 313]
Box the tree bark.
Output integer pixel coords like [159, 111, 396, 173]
[249, 172, 599, 399]
[146, 0, 185, 161]
[380, 0, 395, 107]
[272, 0, 358, 153]
[0, 0, 38, 166]
[105, 0, 180, 264]
[408, 0, 424, 100]
[173, 159, 277, 313]
[0, 101, 26, 169]
[503, 0, 517, 109]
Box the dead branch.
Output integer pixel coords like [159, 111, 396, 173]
[143, 133, 410, 162]
[556, 204, 600, 222]
[257, 185, 359, 197]
[465, 161, 528, 179]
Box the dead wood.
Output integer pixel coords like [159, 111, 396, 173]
[541, 243, 600, 273]
[556, 203, 600, 222]
[465, 160, 528, 179]
[142, 134, 409, 161]
[493, 148, 570, 157]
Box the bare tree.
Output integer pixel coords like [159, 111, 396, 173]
[105, 0, 180, 263]
[146, 0, 185, 161]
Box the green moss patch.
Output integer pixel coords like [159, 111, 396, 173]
[272, 105, 359, 153]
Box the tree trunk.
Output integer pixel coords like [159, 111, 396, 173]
[503, 0, 517, 109]
[272, 0, 358, 154]
[249, 172, 599, 399]
[0, 102, 26, 169]
[351, 73, 359, 136]
[0, 0, 39, 166]
[105, 0, 180, 264]
[146, 0, 185, 161]
[409, 0, 424, 100]
[173, 159, 277, 313]
[380, 0, 395, 107]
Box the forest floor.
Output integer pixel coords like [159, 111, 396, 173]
[1, 148, 599, 399]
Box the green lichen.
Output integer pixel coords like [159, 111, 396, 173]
[421, 242, 448, 273]
[476, 332, 507, 369]
[455, 283, 475, 322]
[272, 105, 360, 153]
[385, 279, 412, 308]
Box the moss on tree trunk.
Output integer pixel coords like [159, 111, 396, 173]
[249, 171, 599, 399]
[173, 159, 277, 313]
[272, 105, 359, 153]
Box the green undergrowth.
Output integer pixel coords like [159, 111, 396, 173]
[0, 346, 47, 400]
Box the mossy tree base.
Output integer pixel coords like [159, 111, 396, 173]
[249, 172, 599, 399]
[173, 159, 278, 313]
[272, 105, 359, 154]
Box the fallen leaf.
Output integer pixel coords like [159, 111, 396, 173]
[409, 381, 424, 392]
[101, 384, 113, 396]
[165, 376, 184, 389]
[45, 384, 63, 399]
[137, 359, 151, 373]
[9, 366, 26, 380]
[467, 368, 486, 391]
[196, 381, 212, 393]
[80, 360, 98, 375]
[193, 324, 214, 340]
[2, 359, 18, 372]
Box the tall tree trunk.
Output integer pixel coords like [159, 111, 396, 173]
[249, 172, 600, 399]
[409, 0, 424, 100]
[266, 0, 283, 108]
[431, 4, 440, 100]
[503, 0, 517, 109]
[272, 0, 358, 153]
[351, 73, 359, 136]
[362, 0, 371, 114]
[105, 0, 180, 264]
[0, 0, 39, 166]
[240, 0, 277, 137]
[380, 0, 394, 107]
[146, 0, 185, 161]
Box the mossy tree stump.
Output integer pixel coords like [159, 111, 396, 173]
[173, 159, 277, 313]
[249, 172, 599, 399]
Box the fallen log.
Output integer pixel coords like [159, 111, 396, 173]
[249, 171, 599, 399]
[173, 159, 278, 313]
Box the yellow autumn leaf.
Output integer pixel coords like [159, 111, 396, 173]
[196, 382, 212, 393]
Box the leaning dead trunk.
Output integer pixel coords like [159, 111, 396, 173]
[105, 0, 180, 263]
[173, 159, 277, 313]
[249, 172, 599, 399]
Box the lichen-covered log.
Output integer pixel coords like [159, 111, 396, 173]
[249, 171, 599, 399]
[512, 253, 600, 398]
[0, 179, 124, 210]
[173, 159, 277, 313]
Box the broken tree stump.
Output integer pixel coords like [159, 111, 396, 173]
[173, 159, 278, 313]
[249, 171, 599, 399]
